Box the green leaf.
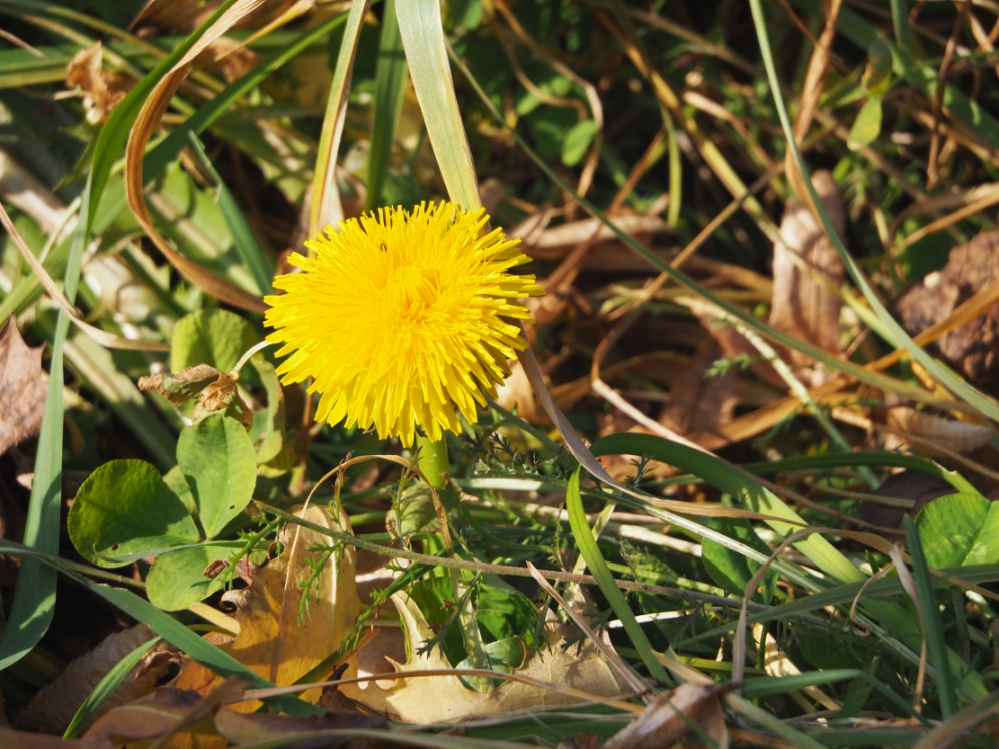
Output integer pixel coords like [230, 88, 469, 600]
[562, 120, 600, 167]
[847, 96, 883, 151]
[64, 636, 162, 738]
[702, 518, 777, 603]
[916, 493, 999, 569]
[163, 464, 197, 516]
[476, 575, 538, 649]
[171, 308, 260, 374]
[145, 544, 232, 611]
[177, 414, 257, 539]
[68, 460, 201, 569]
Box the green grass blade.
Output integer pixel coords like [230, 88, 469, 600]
[63, 637, 162, 738]
[889, 0, 915, 53]
[0, 310, 71, 671]
[187, 132, 274, 294]
[750, 0, 999, 424]
[591, 433, 864, 585]
[366, 0, 409, 211]
[311, 0, 371, 234]
[565, 468, 671, 685]
[397, 0, 481, 211]
[0, 538, 323, 716]
[903, 515, 959, 717]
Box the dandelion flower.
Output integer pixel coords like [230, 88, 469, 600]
[265, 201, 544, 447]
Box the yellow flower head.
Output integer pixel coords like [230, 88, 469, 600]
[265, 201, 544, 447]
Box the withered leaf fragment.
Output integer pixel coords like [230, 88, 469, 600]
[138, 364, 225, 405]
[0, 316, 47, 456]
[603, 682, 730, 749]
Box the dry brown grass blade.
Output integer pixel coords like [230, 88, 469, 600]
[928, 0, 973, 190]
[309, 0, 371, 236]
[0, 200, 171, 351]
[784, 0, 841, 207]
[124, 0, 270, 314]
[896, 186, 999, 252]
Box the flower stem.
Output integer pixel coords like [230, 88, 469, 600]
[416, 433, 449, 489]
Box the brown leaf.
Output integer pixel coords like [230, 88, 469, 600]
[768, 169, 846, 377]
[603, 683, 729, 749]
[0, 316, 47, 456]
[896, 230, 999, 380]
[197, 372, 239, 412]
[63, 43, 131, 124]
[659, 338, 737, 437]
[138, 364, 225, 405]
[16, 625, 169, 735]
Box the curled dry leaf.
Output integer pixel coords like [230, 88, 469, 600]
[768, 169, 846, 380]
[62, 43, 131, 124]
[897, 230, 999, 381]
[887, 406, 994, 454]
[173, 505, 359, 709]
[138, 364, 226, 405]
[0, 316, 47, 457]
[603, 682, 730, 749]
[15, 625, 170, 735]
[338, 592, 626, 724]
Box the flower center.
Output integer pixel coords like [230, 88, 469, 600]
[382, 262, 445, 327]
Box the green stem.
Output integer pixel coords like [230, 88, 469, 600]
[416, 433, 449, 489]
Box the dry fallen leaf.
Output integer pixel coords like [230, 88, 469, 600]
[897, 230, 999, 381]
[603, 682, 729, 749]
[769, 169, 846, 379]
[16, 625, 170, 735]
[138, 365, 226, 406]
[174, 505, 359, 709]
[659, 338, 737, 437]
[338, 592, 626, 724]
[0, 316, 47, 457]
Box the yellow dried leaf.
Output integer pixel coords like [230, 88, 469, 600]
[174, 505, 358, 708]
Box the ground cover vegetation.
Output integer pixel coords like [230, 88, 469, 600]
[3, 0, 999, 746]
